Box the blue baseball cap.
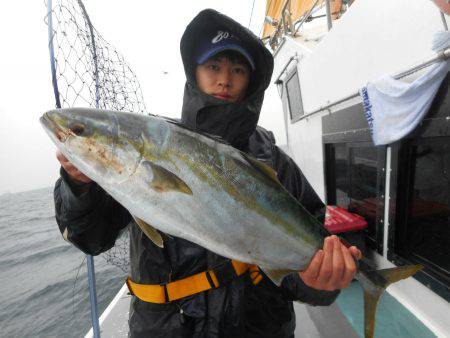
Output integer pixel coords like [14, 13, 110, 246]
[195, 29, 256, 70]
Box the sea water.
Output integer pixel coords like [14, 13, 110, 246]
[0, 187, 125, 337]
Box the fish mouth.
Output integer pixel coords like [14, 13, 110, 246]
[40, 112, 72, 143]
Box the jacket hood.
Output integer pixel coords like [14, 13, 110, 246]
[180, 9, 274, 149]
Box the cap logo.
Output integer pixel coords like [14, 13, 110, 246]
[212, 30, 231, 44]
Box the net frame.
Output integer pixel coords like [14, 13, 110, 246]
[45, 0, 146, 273]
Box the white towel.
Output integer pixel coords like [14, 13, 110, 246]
[360, 60, 449, 146]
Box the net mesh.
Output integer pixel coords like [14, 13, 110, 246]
[45, 0, 148, 273]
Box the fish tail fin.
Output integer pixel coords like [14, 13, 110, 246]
[357, 260, 423, 338]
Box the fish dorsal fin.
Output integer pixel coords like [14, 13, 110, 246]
[243, 154, 281, 185]
[132, 215, 164, 248]
[201, 132, 230, 145]
[162, 118, 231, 145]
[142, 161, 193, 195]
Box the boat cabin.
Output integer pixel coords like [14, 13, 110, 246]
[264, 0, 450, 336]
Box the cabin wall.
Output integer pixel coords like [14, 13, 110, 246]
[272, 37, 312, 78]
[297, 0, 446, 113]
[286, 110, 327, 201]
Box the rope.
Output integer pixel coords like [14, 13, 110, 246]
[248, 0, 256, 29]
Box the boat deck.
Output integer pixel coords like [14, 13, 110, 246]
[86, 280, 439, 337]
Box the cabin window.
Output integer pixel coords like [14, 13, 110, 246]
[392, 137, 450, 299]
[325, 142, 384, 252]
[285, 68, 304, 122]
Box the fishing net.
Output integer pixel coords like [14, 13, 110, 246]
[45, 0, 148, 273]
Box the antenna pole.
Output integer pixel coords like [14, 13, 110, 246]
[325, 0, 333, 31]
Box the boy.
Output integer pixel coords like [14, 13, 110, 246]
[55, 9, 360, 337]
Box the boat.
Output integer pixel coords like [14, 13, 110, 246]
[45, 0, 448, 336]
[257, 0, 449, 336]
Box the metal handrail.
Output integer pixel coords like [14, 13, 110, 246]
[274, 56, 299, 84]
[267, 0, 332, 51]
[292, 0, 321, 37]
[301, 48, 450, 119]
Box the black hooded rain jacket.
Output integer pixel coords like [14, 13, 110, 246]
[54, 9, 339, 338]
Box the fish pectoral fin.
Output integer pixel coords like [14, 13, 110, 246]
[143, 161, 192, 195]
[261, 268, 295, 286]
[132, 215, 164, 248]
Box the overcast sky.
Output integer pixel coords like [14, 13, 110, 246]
[0, 1, 287, 194]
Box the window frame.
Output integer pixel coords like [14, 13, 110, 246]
[284, 67, 304, 123]
[389, 137, 450, 302]
[324, 142, 386, 253]
[322, 101, 386, 253]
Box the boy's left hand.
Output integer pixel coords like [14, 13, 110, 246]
[298, 235, 362, 291]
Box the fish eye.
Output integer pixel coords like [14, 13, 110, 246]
[70, 123, 86, 136]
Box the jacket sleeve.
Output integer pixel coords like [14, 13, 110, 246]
[54, 168, 131, 255]
[272, 146, 340, 305]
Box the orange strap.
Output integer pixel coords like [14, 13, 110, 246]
[126, 260, 263, 304]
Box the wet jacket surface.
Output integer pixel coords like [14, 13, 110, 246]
[54, 9, 339, 338]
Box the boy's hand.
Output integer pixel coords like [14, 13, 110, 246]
[299, 235, 362, 291]
[56, 150, 93, 184]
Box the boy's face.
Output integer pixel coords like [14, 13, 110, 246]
[195, 55, 251, 103]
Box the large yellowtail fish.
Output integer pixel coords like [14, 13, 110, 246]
[40, 108, 422, 338]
